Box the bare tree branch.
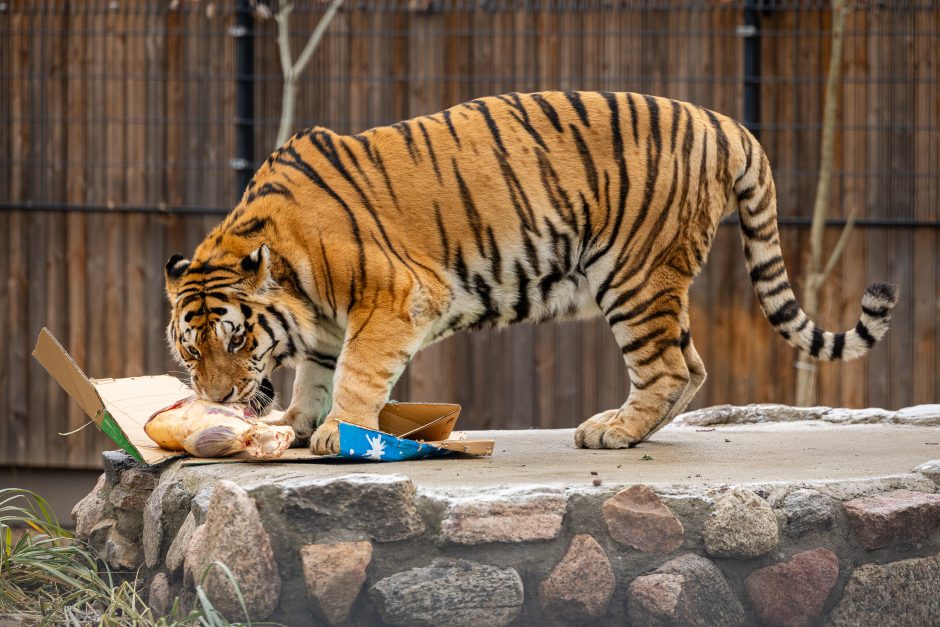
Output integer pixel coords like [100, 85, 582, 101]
[274, 0, 345, 148]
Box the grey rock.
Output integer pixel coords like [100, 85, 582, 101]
[115, 509, 143, 539]
[88, 518, 115, 555]
[627, 554, 746, 627]
[149, 573, 172, 618]
[143, 479, 191, 569]
[913, 459, 940, 486]
[71, 473, 112, 539]
[257, 474, 425, 542]
[370, 558, 524, 627]
[190, 487, 213, 525]
[183, 524, 207, 586]
[702, 488, 778, 558]
[186, 480, 280, 621]
[105, 528, 141, 569]
[781, 489, 837, 537]
[102, 450, 138, 486]
[676, 403, 940, 427]
[166, 512, 197, 573]
[120, 468, 159, 491]
[829, 555, 940, 626]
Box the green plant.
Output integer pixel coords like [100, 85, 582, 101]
[0, 488, 263, 626]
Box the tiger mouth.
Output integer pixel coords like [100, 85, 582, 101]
[248, 377, 275, 415]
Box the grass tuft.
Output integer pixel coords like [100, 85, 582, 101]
[0, 488, 269, 626]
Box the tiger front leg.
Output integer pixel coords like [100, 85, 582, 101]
[281, 353, 338, 445]
[309, 306, 431, 455]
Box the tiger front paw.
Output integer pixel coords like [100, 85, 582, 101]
[309, 419, 341, 456]
[574, 409, 644, 449]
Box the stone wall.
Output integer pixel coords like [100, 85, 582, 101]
[71, 451, 940, 626]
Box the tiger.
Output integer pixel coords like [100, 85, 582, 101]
[164, 91, 898, 455]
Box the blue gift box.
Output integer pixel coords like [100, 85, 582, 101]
[336, 402, 494, 462]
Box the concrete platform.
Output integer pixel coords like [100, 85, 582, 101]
[179, 422, 940, 490]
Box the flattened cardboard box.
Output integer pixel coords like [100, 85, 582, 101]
[33, 328, 493, 465]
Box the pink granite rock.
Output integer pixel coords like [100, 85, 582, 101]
[627, 554, 745, 626]
[744, 548, 839, 627]
[300, 541, 373, 625]
[538, 534, 614, 622]
[441, 492, 566, 544]
[843, 489, 940, 549]
[185, 480, 280, 621]
[603, 485, 684, 552]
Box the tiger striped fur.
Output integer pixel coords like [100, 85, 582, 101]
[164, 91, 898, 454]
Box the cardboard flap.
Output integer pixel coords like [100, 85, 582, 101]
[379, 402, 461, 440]
[94, 376, 193, 465]
[32, 328, 106, 424]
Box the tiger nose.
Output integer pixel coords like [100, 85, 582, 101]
[214, 386, 238, 403]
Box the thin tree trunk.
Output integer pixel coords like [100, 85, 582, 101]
[274, 0, 345, 149]
[795, 0, 852, 406]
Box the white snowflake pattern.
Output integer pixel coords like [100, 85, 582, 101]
[364, 434, 387, 461]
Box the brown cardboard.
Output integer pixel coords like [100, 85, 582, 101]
[33, 328, 494, 465]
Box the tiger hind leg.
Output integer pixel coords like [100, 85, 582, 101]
[576, 282, 693, 449]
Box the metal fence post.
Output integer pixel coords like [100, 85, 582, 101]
[741, 0, 761, 138]
[232, 0, 255, 200]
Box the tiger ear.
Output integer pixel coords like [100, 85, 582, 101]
[240, 244, 272, 291]
[164, 254, 191, 295]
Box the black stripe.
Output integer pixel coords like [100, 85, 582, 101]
[862, 305, 890, 318]
[307, 350, 337, 370]
[564, 91, 590, 127]
[621, 328, 667, 355]
[433, 202, 451, 268]
[470, 99, 508, 155]
[502, 93, 549, 151]
[231, 217, 269, 237]
[809, 326, 825, 357]
[669, 99, 681, 154]
[494, 147, 539, 233]
[830, 332, 845, 360]
[855, 321, 876, 347]
[569, 124, 599, 201]
[749, 255, 784, 283]
[442, 109, 461, 146]
[512, 260, 531, 322]
[392, 121, 420, 163]
[530, 93, 563, 132]
[626, 93, 639, 144]
[486, 226, 502, 282]
[762, 280, 792, 298]
[417, 120, 442, 183]
[768, 299, 800, 326]
[453, 158, 487, 259]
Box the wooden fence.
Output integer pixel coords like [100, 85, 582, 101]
[1, 1, 938, 468]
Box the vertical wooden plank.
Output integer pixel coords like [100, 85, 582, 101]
[839, 7, 868, 408]
[125, 4, 147, 378]
[42, 3, 69, 466]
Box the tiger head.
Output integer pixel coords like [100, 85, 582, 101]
[164, 243, 284, 413]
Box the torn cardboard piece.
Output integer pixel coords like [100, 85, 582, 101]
[33, 328, 494, 465]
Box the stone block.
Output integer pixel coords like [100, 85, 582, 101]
[370, 558, 523, 627]
[300, 541, 372, 625]
[781, 489, 837, 537]
[843, 489, 940, 549]
[185, 480, 280, 621]
[441, 491, 566, 545]
[703, 488, 778, 558]
[627, 554, 745, 627]
[829, 555, 940, 626]
[603, 485, 684, 552]
[102, 450, 138, 486]
[538, 534, 614, 623]
[71, 473, 112, 540]
[913, 459, 940, 486]
[744, 548, 839, 627]
[149, 572, 172, 618]
[105, 528, 141, 569]
[166, 512, 197, 574]
[260, 474, 425, 542]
